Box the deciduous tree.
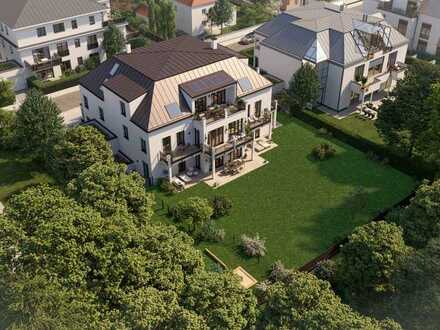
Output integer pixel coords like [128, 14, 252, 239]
[284, 63, 320, 112]
[103, 24, 125, 58]
[209, 0, 233, 34]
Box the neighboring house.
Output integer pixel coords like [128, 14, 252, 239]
[364, 0, 440, 56]
[254, 1, 408, 112]
[0, 0, 127, 91]
[79, 36, 277, 184]
[174, 0, 237, 36]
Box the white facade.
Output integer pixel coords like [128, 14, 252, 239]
[174, 0, 237, 36]
[0, 1, 127, 91]
[80, 65, 275, 184]
[364, 0, 440, 56]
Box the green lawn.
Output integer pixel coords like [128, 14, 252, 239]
[152, 113, 415, 279]
[309, 109, 384, 145]
[0, 151, 53, 202]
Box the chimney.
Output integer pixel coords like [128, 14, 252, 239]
[126, 43, 132, 54]
[210, 38, 218, 50]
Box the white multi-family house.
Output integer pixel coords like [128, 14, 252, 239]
[364, 0, 440, 56]
[254, 1, 409, 112]
[79, 36, 277, 185]
[0, 0, 127, 91]
[174, 0, 237, 36]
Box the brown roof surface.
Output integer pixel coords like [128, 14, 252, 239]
[180, 70, 236, 98]
[80, 36, 270, 133]
[175, 0, 216, 7]
[103, 74, 147, 102]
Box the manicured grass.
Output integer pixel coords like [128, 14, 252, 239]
[0, 151, 53, 202]
[153, 113, 415, 279]
[309, 109, 384, 145]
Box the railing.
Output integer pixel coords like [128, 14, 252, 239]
[205, 135, 252, 156]
[102, 17, 127, 27]
[194, 103, 245, 125]
[248, 110, 272, 130]
[87, 43, 99, 50]
[29, 56, 62, 72]
[160, 144, 202, 164]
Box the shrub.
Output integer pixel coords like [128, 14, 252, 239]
[199, 220, 225, 242]
[312, 143, 336, 161]
[0, 80, 15, 107]
[84, 57, 100, 71]
[172, 197, 213, 233]
[312, 259, 336, 283]
[159, 178, 178, 195]
[27, 70, 89, 94]
[241, 233, 267, 257]
[0, 108, 16, 150]
[210, 195, 233, 219]
[268, 260, 290, 282]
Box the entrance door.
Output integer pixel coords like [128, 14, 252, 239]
[195, 155, 201, 169]
[178, 161, 186, 173]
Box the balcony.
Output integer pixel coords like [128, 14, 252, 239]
[28, 55, 62, 72]
[57, 49, 70, 57]
[102, 17, 128, 27]
[390, 62, 407, 80]
[248, 109, 272, 130]
[160, 144, 202, 164]
[204, 135, 253, 156]
[194, 103, 245, 125]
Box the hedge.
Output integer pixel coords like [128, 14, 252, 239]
[27, 70, 89, 95]
[292, 109, 437, 180]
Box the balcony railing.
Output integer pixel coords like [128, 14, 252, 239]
[160, 144, 202, 164]
[28, 55, 62, 72]
[102, 17, 128, 27]
[204, 135, 252, 156]
[87, 43, 99, 50]
[249, 111, 272, 130]
[195, 103, 245, 125]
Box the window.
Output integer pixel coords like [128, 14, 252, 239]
[417, 39, 428, 53]
[202, 8, 207, 14]
[99, 107, 104, 121]
[141, 138, 147, 153]
[89, 16, 95, 25]
[9, 46, 13, 54]
[87, 35, 98, 50]
[60, 60, 71, 74]
[354, 64, 365, 81]
[37, 27, 46, 37]
[211, 89, 226, 105]
[74, 38, 81, 48]
[120, 101, 126, 116]
[83, 96, 89, 109]
[228, 119, 243, 136]
[420, 23, 432, 40]
[255, 100, 262, 118]
[178, 161, 186, 173]
[195, 96, 207, 113]
[71, 19, 78, 29]
[123, 125, 129, 140]
[388, 51, 398, 68]
[368, 56, 384, 77]
[77, 57, 83, 65]
[397, 19, 408, 36]
[53, 22, 65, 33]
[162, 136, 171, 153]
[255, 128, 260, 139]
[208, 127, 224, 147]
[57, 41, 69, 57]
[177, 131, 185, 146]
[5, 26, 8, 35]
[142, 161, 149, 179]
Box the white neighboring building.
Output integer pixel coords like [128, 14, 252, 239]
[0, 0, 127, 91]
[174, 0, 236, 36]
[254, 1, 409, 112]
[364, 0, 440, 56]
[79, 36, 277, 184]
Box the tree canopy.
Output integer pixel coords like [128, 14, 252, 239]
[103, 24, 125, 58]
[209, 0, 233, 34]
[0, 79, 15, 107]
[284, 63, 320, 112]
[15, 89, 64, 164]
[51, 125, 113, 181]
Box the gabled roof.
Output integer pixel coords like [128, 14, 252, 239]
[0, 0, 106, 29]
[80, 36, 271, 132]
[256, 2, 408, 66]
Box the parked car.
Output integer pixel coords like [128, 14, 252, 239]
[239, 33, 255, 45]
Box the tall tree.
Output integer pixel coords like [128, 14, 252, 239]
[0, 79, 15, 107]
[284, 63, 320, 113]
[15, 89, 64, 164]
[376, 59, 440, 156]
[103, 24, 125, 58]
[259, 271, 401, 329]
[337, 221, 411, 294]
[67, 162, 155, 222]
[209, 0, 233, 34]
[51, 125, 113, 181]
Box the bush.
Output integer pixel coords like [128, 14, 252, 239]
[129, 37, 147, 49]
[312, 143, 336, 161]
[172, 197, 213, 233]
[210, 195, 233, 219]
[0, 80, 15, 107]
[241, 233, 267, 257]
[199, 220, 225, 242]
[27, 70, 89, 94]
[0, 108, 16, 150]
[268, 260, 290, 282]
[159, 178, 178, 195]
[312, 259, 336, 283]
[84, 57, 100, 71]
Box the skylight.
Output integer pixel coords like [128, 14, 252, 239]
[110, 63, 120, 76]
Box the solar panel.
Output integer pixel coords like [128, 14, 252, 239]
[238, 77, 252, 93]
[110, 63, 120, 76]
[165, 103, 182, 119]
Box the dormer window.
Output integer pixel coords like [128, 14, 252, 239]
[89, 16, 95, 25]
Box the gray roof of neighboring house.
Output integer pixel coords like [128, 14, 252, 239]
[0, 0, 106, 29]
[256, 2, 408, 66]
[80, 36, 271, 132]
